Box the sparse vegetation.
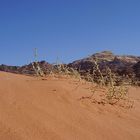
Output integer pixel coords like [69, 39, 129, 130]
[79, 57, 133, 108]
[31, 51, 133, 107]
[105, 67, 129, 105]
[32, 48, 45, 77]
[50, 61, 82, 81]
[91, 57, 106, 86]
[0, 49, 136, 108]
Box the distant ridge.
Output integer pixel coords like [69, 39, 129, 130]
[0, 51, 140, 83]
[68, 51, 140, 83]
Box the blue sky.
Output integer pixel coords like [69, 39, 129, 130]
[0, 0, 140, 66]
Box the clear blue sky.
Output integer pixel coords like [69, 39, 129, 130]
[0, 0, 140, 66]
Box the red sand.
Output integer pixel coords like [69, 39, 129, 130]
[0, 71, 140, 140]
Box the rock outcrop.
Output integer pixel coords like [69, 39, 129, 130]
[68, 51, 140, 84]
[0, 61, 52, 75]
[133, 61, 140, 80]
[0, 51, 140, 85]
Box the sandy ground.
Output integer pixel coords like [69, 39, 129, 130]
[0, 71, 140, 140]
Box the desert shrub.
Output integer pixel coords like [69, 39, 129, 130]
[90, 57, 105, 86]
[100, 64, 129, 104]
[81, 58, 130, 106]
[106, 67, 129, 104]
[32, 48, 45, 77]
[32, 62, 45, 77]
[49, 62, 82, 81]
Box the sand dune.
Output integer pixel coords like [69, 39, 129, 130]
[0, 71, 140, 140]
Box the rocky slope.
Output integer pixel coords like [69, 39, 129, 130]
[0, 61, 52, 75]
[68, 51, 140, 84]
[69, 51, 140, 72]
[133, 61, 140, 80]
[0, 64, 20, 73]
[0, 51, 140, 84]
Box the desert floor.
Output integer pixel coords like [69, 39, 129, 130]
[0, 71, 140, 140]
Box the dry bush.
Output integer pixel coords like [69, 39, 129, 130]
[50, 60, 82, 81]
[97, 60, 130, 105]
[80, 58, 133, 108]
[32, 48, 45, 77]
[91, 57, 105, 86]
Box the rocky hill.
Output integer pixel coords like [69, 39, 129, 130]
[0, 61, 52, 75]
[0, 51, 140, 85]
[68, 51, 140, 85]
[69, 51, 139, 67]
[133, 61, 140, 80]
[0, 64, 20, 73]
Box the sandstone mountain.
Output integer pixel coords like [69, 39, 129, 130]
[0, 51, 140, 84]
[68, 51, 140, 84]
